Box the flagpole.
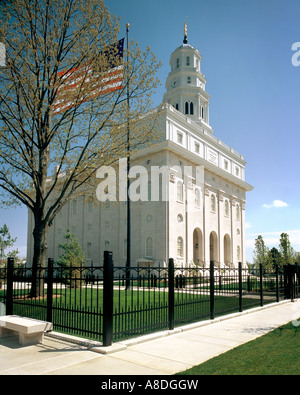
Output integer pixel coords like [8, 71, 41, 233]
[125, 23, 131, 290]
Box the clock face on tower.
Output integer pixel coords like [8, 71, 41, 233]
[171, 79, 178, 88]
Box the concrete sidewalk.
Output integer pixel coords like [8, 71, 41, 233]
[0, 300, 299, 375]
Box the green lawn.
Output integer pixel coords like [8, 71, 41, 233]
[0, 286, 277, 343]
[177, 320, 300, 375]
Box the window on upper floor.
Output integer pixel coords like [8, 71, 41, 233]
[176, 58, 179, 68]
[187, 76, 191, 84]
[185, 101, 194, 115]
[190, 102, 194, 115]
[185, 102, 189, 114]
[195, 188, 200, 207]
[236, 204, 240, 220]
[224, 199, 229, 217]
[211, 194, 216, 213]
[186, 56, 190, 66]
[177, 181, 183, 203]
[177, 132, 183, 144]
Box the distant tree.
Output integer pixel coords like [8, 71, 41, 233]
[268, 247, 282, 268]
[57, 228, 85, 288]
[279, 233, 295, 265]
[0, 224, 17, 263]
[252, 235, 272, 269]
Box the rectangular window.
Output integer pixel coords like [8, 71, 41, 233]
[186, 56, 190, 66]
[177, 132, 183, 144]
[195, 142, 200, 154]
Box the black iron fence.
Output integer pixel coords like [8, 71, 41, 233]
[0, 253, 299, 346]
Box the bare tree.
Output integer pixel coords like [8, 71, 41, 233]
[0, 0, 161, 296]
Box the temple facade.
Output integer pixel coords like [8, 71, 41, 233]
[26, 27, 253, 269]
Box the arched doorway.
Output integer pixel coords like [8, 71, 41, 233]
[223, 234, 231, 267]
[193, 228, 203, 266]
[209, 231, 218, 264]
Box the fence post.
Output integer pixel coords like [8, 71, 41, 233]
[275, 264, 279, 302]
[238, 262, 243, 312]
[168, 258, 175, 330]
[6, 257, 14, 315]
[210, 260, 215, 320]
[259, 263, 263, 306]
[46, 258, 54, 323]
[103, 251, 113, 347]
[288, 264, 295, 302]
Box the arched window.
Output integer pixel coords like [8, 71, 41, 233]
[177, 237, 183, 257]
[145, 237, 153, 257]
[195, 188, 200, 207]
[190, 102, 194, 115]
[185, 102, 189, 114]
[211, 194, 216, 213]
[177, 181, 183, 202]
[184, 101, 193, 115]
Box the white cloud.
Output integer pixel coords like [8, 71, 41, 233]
[263, 200, 288, 208]
[245, 222, 251, 229]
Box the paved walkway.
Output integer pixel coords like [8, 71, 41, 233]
[0, 300, 299, 375]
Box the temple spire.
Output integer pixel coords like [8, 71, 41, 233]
[183, 17, 188, 44]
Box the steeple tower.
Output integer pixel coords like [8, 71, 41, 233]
[163, 22, 211, 129]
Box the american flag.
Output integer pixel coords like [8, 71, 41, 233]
[53, 39, 124, 114]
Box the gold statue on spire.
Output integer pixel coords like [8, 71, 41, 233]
[183, 17, 188, 44]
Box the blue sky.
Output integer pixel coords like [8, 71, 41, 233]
[1, 0, 300, 262]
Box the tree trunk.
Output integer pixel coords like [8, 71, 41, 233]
[29, 221, 48, 298]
